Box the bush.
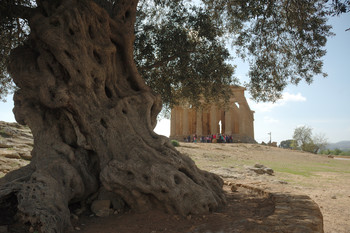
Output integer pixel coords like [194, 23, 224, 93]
[171, 140, 180, 147]
[340, 150, 350, 156]
[320, 149, 350, 156]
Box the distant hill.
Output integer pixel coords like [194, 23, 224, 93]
[326, 141, 350, 151]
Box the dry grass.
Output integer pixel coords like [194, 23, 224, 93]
[176, 142, 350, 233]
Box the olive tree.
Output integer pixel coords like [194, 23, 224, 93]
[0, 0, 333, 232]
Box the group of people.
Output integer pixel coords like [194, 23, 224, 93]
[184, 134, 234, 143]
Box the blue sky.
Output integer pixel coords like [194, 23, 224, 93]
[246, 13, 350, 144]
[155, 13, 350, 144]
[1, 13, 349, 144]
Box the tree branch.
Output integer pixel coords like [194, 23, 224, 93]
[141, 55, 179, 71]
[140, 48, 196, 72]
[0, 2, 37, 21]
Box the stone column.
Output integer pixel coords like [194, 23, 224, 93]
[196, 109, 203, 136]
[175, 107, 182, 136]
[239, 104, 246, 136]
[183, 108, 189, 136]
[210, 105, 217, 134]
[224, 108, 232, 135]
[170, 108, 176, 137]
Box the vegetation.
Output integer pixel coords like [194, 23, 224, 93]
[320, 149, 350, 156]
[279, 139, 295, 149]
[292, 126, 328, 154]
[171, 140, 180, 147]
[330, 0, 350, 16]
[0, 0, 336, 106]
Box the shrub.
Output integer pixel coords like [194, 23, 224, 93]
[171, 140, 180, 147]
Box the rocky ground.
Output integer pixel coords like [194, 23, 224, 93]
[0, 121, 32, 178]
[1, 121, 349, 232]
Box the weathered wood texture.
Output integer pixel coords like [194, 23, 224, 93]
[0, 1, 225, 232]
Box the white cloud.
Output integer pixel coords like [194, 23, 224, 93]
[249, 92, 306, 112]
[282, 92, 307, 102]
[264, 116, 280, 124]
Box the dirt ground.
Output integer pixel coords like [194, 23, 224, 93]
[2, 142, 350, 233]
[67, 185, 277, 233]
[67, 143, 350, 233]
[177, 143, 350, 233]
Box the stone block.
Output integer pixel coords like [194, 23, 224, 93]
[91, 199, 111, 217]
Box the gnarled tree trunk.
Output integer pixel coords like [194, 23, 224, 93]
[0, 1, 225, 232]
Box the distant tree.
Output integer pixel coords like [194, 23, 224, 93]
[334, 148, 343, 155]
[293, 126, 313, 149]
[320, 149, 332, 155]
[320, 148, 350, 155]
[312, 133, 328, 153]
[279, 139, 295, 149]
[301, 141, 318, 154]
[293, 126, 328, 153]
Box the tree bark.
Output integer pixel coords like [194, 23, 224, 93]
[0, 0, 225, 232]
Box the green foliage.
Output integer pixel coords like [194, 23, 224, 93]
[171, 140, 180, 147]
[279, 139, 295, 149]
[204, 0, 333, 102]
[321, 148, 350, 156]
[135, 1, 236, 108]
[340, 150, 350, 156]
[290, 140, 299, 150]
[0, 0, 33, 101]
[301, 142, 318, 154]
[330, 0, 350, 15]
[0, 0, 335, 105]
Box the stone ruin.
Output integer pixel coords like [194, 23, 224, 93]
[170, 86, 255, 143]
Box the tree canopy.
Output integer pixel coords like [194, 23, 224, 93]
[0, 0, 337, 106]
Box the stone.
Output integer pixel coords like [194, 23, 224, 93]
[249, 164, 274, 175]
[209, 167, 241, 179]
[0, 140, 9, 148]
[19, 152, 32, 160]
[91, 200, 111, 217]
[98, 187, 125, 212]
[0, 122, 33, 175]
[267, 142, 278, 147]
[231, 185, 238, 192]
[169, 86, 255, 143]
[2, 150, 21, 159]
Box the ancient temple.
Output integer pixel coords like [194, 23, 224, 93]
[170, 86, 255, 143]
